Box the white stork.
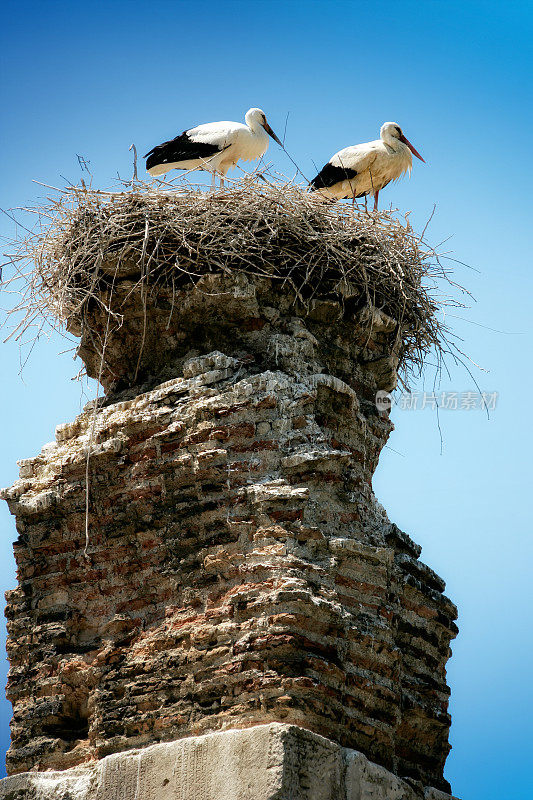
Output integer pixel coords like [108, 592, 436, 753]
[144, 107, 282, 186]
[310, 122, 425, 210]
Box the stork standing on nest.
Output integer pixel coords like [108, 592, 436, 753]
[310, 122, 425, 210]
[144, 107, 282, 187]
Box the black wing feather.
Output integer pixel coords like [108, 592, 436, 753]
[310, 162, 357, 190]
[144, 132, 222, 171]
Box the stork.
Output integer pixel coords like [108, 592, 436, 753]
[144, 107, 282, 186]
[310, 122, 425, 210]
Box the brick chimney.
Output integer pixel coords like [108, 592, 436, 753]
[0, 191, 459, 800]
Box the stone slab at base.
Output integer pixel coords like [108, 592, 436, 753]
[0, 723, 459, 800]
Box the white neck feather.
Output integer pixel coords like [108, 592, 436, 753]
[245, 110, 265, 136]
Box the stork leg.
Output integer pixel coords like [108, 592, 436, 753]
[373, 191, 380, 212]
[211, 172, 216, 191]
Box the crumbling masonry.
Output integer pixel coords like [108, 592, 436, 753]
[1, 199, 459, 800]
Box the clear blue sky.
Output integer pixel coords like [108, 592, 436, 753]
[1, 1, 532, 797]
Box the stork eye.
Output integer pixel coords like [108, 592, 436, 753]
[395, 126, 402, 136]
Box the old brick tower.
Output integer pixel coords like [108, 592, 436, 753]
[0, 186, 459, 800]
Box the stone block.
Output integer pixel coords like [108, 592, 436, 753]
[0, 724, 460, 800]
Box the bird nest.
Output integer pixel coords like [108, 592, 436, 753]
[3, 176, 466, 387]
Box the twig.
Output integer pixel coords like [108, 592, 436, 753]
[129, 143, 138, 183]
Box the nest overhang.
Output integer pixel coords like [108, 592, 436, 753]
[5, 180, 462, 394]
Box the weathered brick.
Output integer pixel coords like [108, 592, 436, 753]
[1, 279, 457, 797]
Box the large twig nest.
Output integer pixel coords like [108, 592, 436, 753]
[3, 177, 466, 392]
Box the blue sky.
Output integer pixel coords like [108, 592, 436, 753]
[1, 1, 532, 797]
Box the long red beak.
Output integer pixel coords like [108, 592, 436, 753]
[262, 121, 282, 146]
[400, 134, 425, 163]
